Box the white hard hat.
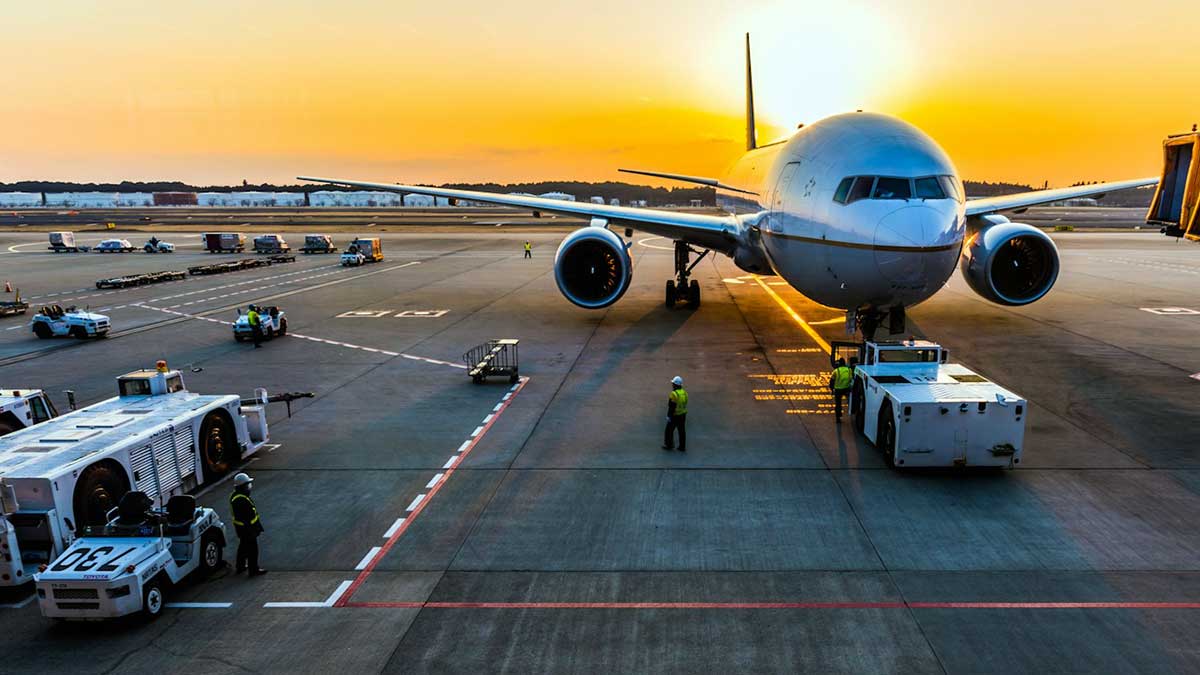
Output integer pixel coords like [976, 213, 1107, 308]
[671, 376, 683, 386]
[233, 472, 253, 486]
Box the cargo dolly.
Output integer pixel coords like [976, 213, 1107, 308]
[95, 270, 187, 289]
[464, 339, 520, 384]
[0, 291, 28, 318]
[187, 254, 295, 276]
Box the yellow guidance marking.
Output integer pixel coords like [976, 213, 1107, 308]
[751, 276, 832, 355]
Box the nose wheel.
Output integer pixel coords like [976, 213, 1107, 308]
[665, 241, 708, 310]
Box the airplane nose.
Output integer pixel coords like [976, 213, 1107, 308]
[873, 205, 949, 286]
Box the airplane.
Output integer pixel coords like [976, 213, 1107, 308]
[300, 35, 1158, 338]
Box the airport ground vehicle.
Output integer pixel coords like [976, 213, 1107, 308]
[0, 362, 272, 587]
[253, 234, 290, 254]
[1147, 129, 1200, 241]
[34, 492, 226, 620]
[343, 237, 383, 265]
[94, 239, 135, 253]
[464, 339, 520, 384]
[48, 232, 87, 253]
[0, 389, 58, 437]
[0, 292, 29, 318]
[95, 270, 186, 289]
[233, 306, 287, 341]
[300, 234, 338, 254]
[834, 339, 1026, 468]
[31, 305, 110, 339]
[143, 237, 174, 253]
[187, 254, 294, 276]
[203, 232, 246, 253]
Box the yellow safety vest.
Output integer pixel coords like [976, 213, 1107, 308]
[230, 492, 260, 526]
[833, 366, 852, 390]
[669, 388, 688, 415]
[247, 310, 260, 326]
[524, 243, 532, 251]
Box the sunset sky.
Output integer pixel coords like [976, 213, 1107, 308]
[2, 0, 1196, 187]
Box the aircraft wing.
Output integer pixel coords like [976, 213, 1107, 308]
[965, 177, 1159, 217]
[297, 176, 739, 252]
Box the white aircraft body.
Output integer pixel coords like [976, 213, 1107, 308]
[301, 36, 1157, 336]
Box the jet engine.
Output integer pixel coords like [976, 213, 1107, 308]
[553, 226, 633, 309]
[960, 218, 1060, 305]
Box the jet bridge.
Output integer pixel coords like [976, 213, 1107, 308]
[1147, 130, 1200, 241]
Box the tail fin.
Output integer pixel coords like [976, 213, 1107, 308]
[745, 33, 757, 151]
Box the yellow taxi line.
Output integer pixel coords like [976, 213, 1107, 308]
[751, 276, 832, 355]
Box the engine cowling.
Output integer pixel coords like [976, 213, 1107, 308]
[553, 227, 633, 309]
[960, 219, 1060, 305]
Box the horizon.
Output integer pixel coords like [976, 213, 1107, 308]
[4, 1, 1195, 187]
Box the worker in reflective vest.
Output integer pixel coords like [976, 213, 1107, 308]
[524, 241, 532, 259]
[246, 305, 263, 348]
[230, 472, 266, 576]
[829, 358, 853, 422]
[663, 376, 688, 452]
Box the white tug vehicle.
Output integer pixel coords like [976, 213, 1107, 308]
[31, 305, 111, 339]
[34, 490, 225, 619]
[0, 362, 270, 589]
[836, 339, 1027, 468]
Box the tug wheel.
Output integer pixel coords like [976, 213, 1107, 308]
[199, 411, 238, 481]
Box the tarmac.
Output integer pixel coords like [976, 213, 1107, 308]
[0, 222, 1198, 673]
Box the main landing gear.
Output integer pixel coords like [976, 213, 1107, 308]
[665, 240, 709, 310]
[850, 305, 906, 340]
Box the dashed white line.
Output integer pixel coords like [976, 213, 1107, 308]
[354, 547, 383, 571]
[406, 494, 426, 512]
[442, 456, 458, 469]
[165, 602, 233, 609]
[456, 440, 471, 453]
[482, 414, 494, 424]
[425, 473, 444, 489]
[493, 403, 504, 412]
[383, 517, 406, 538]
[470, 426, 484, 438]
[263, 580, 353, 608]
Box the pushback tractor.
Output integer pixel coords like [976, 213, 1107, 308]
[0, 362, 271, 587]
[833, 339, 1027, 468]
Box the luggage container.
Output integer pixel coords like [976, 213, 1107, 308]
[253, 234, 290, 254]
[48, 232, 84, 253]
[1147, 130, 1200, 241]
[202, 232, 246, 253]
[301, 234, 338, 254]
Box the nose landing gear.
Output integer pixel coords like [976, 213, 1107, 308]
[849, 305, 906, 340]
[665, 240, 709, 310]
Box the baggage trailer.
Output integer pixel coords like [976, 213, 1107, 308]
[0, 362, 273, 587]
[835, 339, 1026, 469]
[0, 389, 58, 437]
[48, 232, 87, 253]
[300, 234, 338, 254]
[253, 234, 290, 254]
[1147, 130, 1200, 241]
[95, 270, 187, 289]
[464, 339, 520, 384]
[0, 291, 29, 318]
[202, 232, 246, 253]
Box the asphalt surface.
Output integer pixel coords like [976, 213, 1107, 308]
[0, 225, 1199, 673]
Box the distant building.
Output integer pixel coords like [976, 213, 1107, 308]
[609, 198, 620, 206]
[1050, 198, 1099, 207]
[589, 196, 605, 204]
[539, 192, 576, 201]
[0, 192, 42, 208]
[632, 199, 648, 207]
[152, 192, 198, 206]
[689, 199, 703, 208]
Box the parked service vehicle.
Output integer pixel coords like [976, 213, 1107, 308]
[35, 492, 226, 619]
[345, 237, 383, 263]
[836, 339, 1027, 468]
[0, 362, 272, 587]
[300, 234, 338, 254]
[253, 234, 290, 254]
[202, 232, 246, 253]
[143, 237, 174, 253]
[0, 389, 58, 436]
[341, 250, 366, 266]
[31, 305, 110, 339]
[0, 291, 29, 318]
[48, 232, 87, 253]
[94, 239, 135, 253]
[233, 306, 287, 341]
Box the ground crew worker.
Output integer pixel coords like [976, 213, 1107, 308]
[663, 375, 688, 451]
[229, 472, 266, 576]
[246, 304, 263, 348]
[524, 241, 532, 259]
[830, 358, 853, 422]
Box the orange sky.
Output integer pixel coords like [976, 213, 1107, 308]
[1, 1, 1195, 186]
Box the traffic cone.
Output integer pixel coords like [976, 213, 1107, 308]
[4, 280, 11, 293]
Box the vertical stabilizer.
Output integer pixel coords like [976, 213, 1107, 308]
[745, 33, 757, 151]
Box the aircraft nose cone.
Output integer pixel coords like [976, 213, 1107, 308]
[873, 206, 941, 286]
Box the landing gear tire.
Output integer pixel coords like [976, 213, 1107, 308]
[199, 412, 238, 481]
[73, 461, 131, 527]
[686, 280, 700, 309]
[878, 403, 897, 469]
[665, 280, 676, 309]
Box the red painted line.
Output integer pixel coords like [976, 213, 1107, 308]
[340, 600, 1200, 610]
[333, 376, 530, 608]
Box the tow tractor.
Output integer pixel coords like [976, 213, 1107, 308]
[34, 491, 226, 619]
[834, 339, 1027, 468]
[0, 389, 58, 436]
[142, 237, 174, 253]
[0, 290, 29, 318]
[233, 306, 287, 341]
[31, 305, 110, 339]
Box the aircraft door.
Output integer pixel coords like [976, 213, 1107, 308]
[768, 162, 802, 234]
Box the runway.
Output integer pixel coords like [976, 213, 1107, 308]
[0, 226, 1199, 673]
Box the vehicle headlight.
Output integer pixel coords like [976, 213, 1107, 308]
[105, 584, 132, 598]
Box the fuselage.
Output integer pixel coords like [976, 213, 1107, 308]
[716, 112, 967, 311]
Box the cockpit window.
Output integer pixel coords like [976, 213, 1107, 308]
[833, 177, 854, 204]
[872, 177, 911, 200]
[846, 177, 874, 203]
[914, 177, 946, 199]
[938, 175, 963, 202]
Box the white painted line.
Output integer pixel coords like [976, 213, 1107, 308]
[493, 403, 504, 412]
[264, 601, 327, 608]
[510, 383, 521, 391]
[457, 440, 471, 453]
[355, 547, 382, 571]
[165, 602, 233, 609]
[383, 517, 406, 538]
[406, 494, 426, 512]
[426, 473, 444, 489]
[325, 580, 353, 606]
[442, 456, 458, 469]
[1191, 373, 1200, 382]
[502, 393, 511, 401]
[482, 414, 494, 425]
[470, 426, 484, 437]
